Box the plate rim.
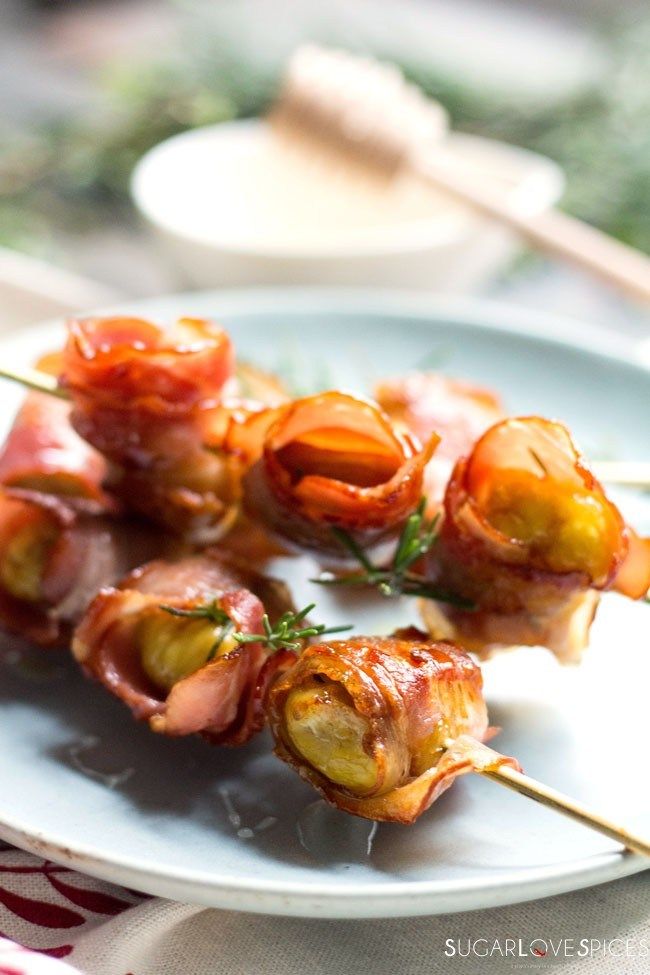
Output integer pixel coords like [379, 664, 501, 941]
[0, 816, 646, 919]
[7, 287, 646, 375]
[1, 287, 648, 918]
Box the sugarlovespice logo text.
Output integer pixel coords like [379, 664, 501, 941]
[443, 938, 649, 960]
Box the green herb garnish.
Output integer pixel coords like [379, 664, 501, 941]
[233, 604, 352, 652]
[161, 599, 351, 655]
[313, 499, 474, 607]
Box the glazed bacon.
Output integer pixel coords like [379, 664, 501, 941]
[72, 552, 295, 745]
[0, 392, 108, 503]
[422, 416, 650, 662]
[0, 488, 161, 647]
[375, 372, 504, 509]
[60, 316, 238, 543]
[0, 387, 163, 646]
[268, 630, 516, 823]
[229, 391, 439, 556]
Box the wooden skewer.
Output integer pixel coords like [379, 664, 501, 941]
[592, 461, 650, 489]
[414, 161, 650, 304]
[480, 763, 650, 857]
[445, 738, 650, 858]
[0, 364, 67, 400]
[0, 365, 649, 490]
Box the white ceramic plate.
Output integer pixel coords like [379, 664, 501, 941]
[0, 289, 648, 918]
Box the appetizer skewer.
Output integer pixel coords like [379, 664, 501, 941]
[227, 390, 439, 557]
[72, 552, 347, 745]
[422, 417, 650, 661]
[0, 489, 162, 647]
[0, 388, 163, 646]
[268, 629, 497, 823]
[269, 629, 650, 855]
[2, 354, 648, 658]
[0, 327, 648, 855]
[59, 316, 240, 543]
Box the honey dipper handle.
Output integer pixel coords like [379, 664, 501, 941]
[417, 157, 650, 305]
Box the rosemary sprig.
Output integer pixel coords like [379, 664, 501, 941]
[313, 499, 474, 608]
[233, 604, 352, 652]
[161, 599, 351, 655]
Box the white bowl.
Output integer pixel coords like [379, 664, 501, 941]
[131, 119, 564, 292]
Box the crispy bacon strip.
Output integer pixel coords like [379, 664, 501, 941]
[62, 316, 234, 412]
[268, 630, 515, 823]
[375, 372, 504, 509]
[60, 316, 239, 543]
[72, 552, 295, 744]
[423, 416, 650, 662]
[0, 488, 162, 647]
[0, 392, 108, 503]
[613, 530, 650, 600]
[229, 392, 439, 556]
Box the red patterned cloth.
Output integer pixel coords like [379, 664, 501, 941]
[1, 840, 648, 975]
[0, 843, 141, 972]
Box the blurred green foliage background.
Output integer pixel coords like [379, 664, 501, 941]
[1, 8, 648, 256]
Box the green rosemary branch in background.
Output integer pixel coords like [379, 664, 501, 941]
[2, 12, 650, 255]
